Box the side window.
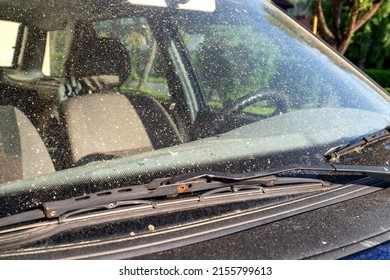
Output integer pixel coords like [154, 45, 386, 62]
[42, 30, 67, 77]
[0, 20, 20, 67]
[93, 17, 170, 100]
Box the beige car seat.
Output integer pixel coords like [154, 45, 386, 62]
[61, 26, 181, 166]
[0, 105, 54, 184]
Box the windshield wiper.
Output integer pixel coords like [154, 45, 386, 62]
[1, 163, 389, 229]
[324, 126, 390, 162]
[0, 170, 329, 229]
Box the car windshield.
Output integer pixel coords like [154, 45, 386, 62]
[180, 0, 390, 116]
[1, 0, 390, 212]
[166, 0, 390, 162]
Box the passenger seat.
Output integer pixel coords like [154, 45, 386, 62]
[0, 105, 55, 184]
[61, 93, 154, 164]
[61, 27, 181, 166]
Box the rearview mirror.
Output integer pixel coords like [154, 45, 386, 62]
[127, 0, 216, 12]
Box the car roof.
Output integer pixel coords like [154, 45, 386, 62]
[0, 0, 217, 30]
[0, 0, 135, 30]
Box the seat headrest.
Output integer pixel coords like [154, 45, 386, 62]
[70, 36, 131, 91]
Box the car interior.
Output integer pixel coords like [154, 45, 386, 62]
[0, 3, 187, 181]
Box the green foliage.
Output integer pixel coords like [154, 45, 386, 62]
[206, 100, 276, 115]
[346, 0, 390, 69]
[46, 30, 66, 76]
[364, 69, 390, 87]
[192, 25, 279, 105]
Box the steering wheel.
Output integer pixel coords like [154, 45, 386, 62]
[226, 90, 288, 116]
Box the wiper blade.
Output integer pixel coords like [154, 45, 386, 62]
[324, 126, 390, 162]
[198, 181, 326, 202]
[46, 174, 326, 218]
[0, 170, 327, 229]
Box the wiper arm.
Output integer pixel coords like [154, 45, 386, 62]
[324, 126, 390, 162]
[41, 164, 390, 214]
[53, 177, 326, 222]
[46, 174, 326, 218]
[0, 171, 326, 229]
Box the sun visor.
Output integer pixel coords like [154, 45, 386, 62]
[127, 0, 216, 12]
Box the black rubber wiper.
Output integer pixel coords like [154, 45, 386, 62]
[0, 169, 328, 229]
[1, 163, 390, 229]
[324, 126, 390, 162]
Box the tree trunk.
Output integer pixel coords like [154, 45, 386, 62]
[313, 0, 384, 55]
[313, 0, 337, 49]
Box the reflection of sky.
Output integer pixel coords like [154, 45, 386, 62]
[186, 34, 204, 52]
[0, 21, 20, 66]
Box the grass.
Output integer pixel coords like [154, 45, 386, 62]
[207, 100, 223, 108]
[242, 104, 276, 115]
[207, 100, 276, 115]
[121, 86, 170, 100]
